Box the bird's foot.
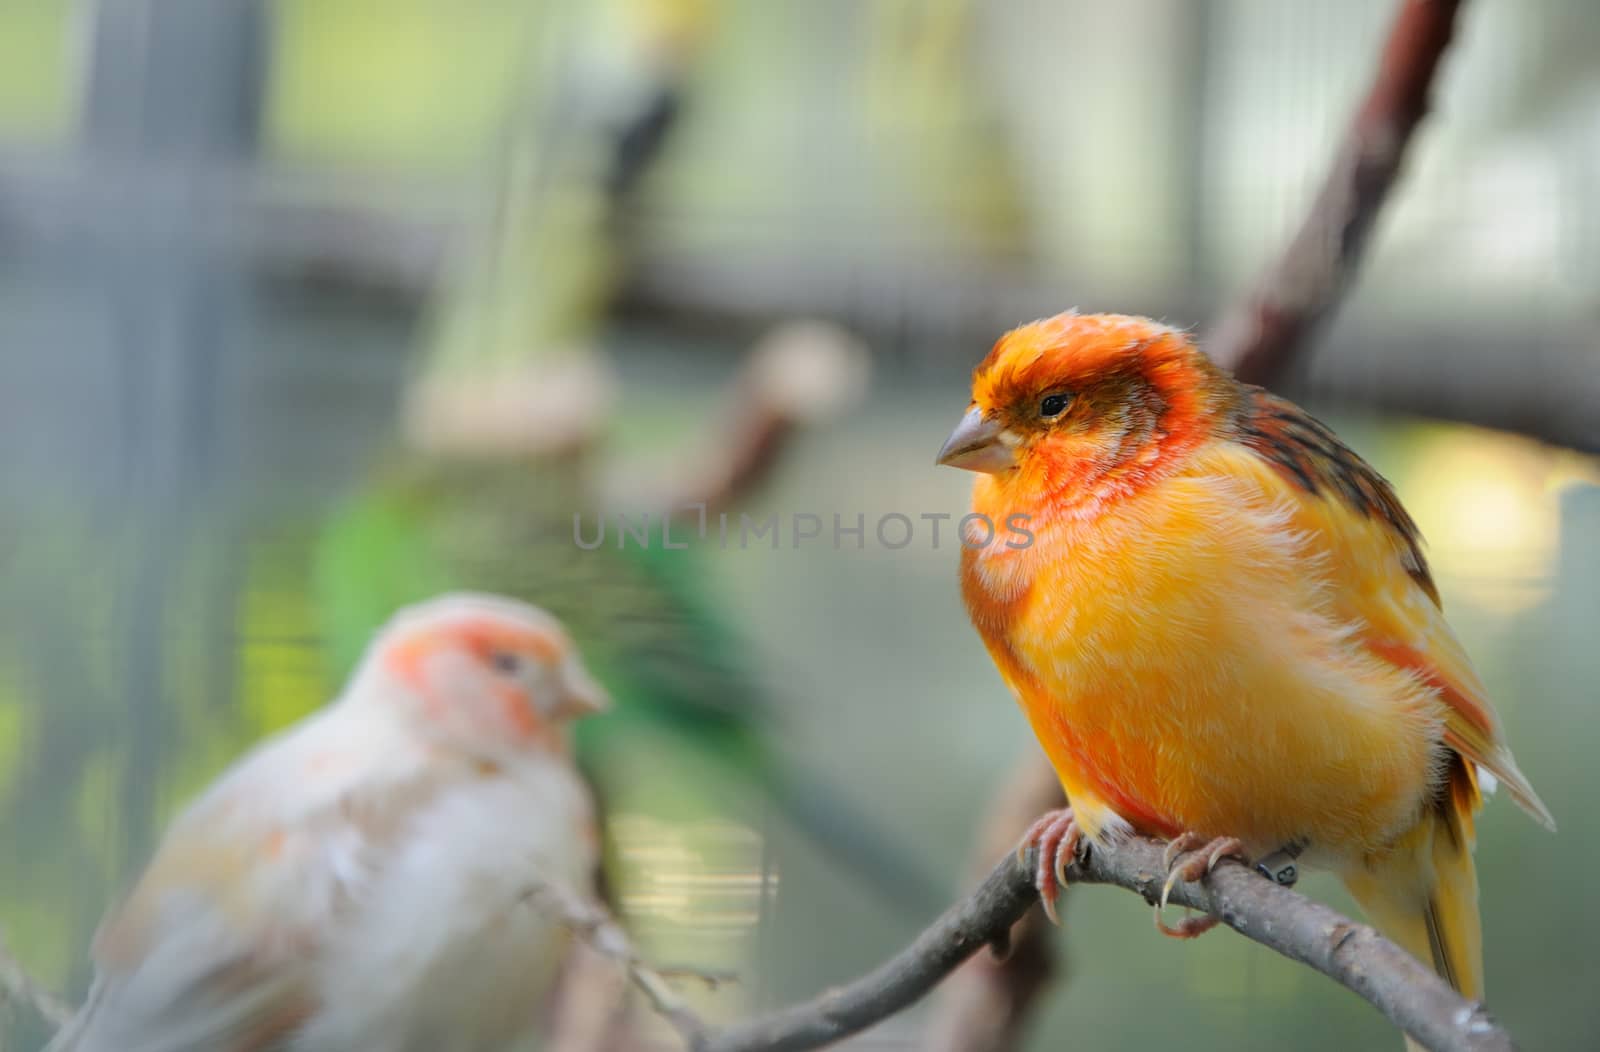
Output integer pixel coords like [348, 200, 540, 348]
[1016, 808, 1084, 926]
[1155, 833, 1245, 939]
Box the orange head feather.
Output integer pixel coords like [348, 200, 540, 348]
[938, 312, 1240, 512]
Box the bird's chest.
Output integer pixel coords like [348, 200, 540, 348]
[962, 483, 1306, 839]
[968, 516, 1186, 724]
[308, 767, 597, 1050]
[966, 504, 1225, 709]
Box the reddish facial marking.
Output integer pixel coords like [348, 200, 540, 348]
[491, 681, 542, 741]
[459, 617, 561, 666]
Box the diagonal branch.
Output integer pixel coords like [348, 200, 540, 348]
[924, 753, 1062, 1052]
[1208, 0, 1466, 382]
[688, 835, 1514, 1052]
[0, 932, 73, 1030]
[520, 875, 720, 1049]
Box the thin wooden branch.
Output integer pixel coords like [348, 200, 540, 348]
[1070, 838, 1512, 1052]
[693, 851, 1037, 1052]
[0, 932, 72, 1030]
[520, 876, 719, 1050]
[3, 836, 1520, 1051]
[685, 836, 1514, 1052]
[924, 755, 1063, 1052]
[1207, 0, 1466, 382]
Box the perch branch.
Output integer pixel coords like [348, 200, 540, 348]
[1207, 0, 1466, 380]
[1, 838, 1520, 1052]
[520, 876, 721, 1049]
[924, 754, 1063, 1052]
[669, 836, 1514, 1052]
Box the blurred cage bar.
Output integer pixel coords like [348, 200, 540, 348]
[1, 1, 1594, 447]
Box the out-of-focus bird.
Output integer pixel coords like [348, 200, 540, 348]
[48, 593, 608, 1052]
[938, 312, 1553, 1014]
[319, 322, 942, 918]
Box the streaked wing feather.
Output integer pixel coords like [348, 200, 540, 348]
[1235, 388, 1553, 830]
[1238, 387, 1437, 602]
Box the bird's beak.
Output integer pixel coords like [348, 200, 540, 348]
[559, 659, 612, 718]
[937, 407, 1015, 474]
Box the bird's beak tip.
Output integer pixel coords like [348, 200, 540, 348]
[576, 685, 611, 716]
[937, 407, 1015, 474]
[562, 666, 612, 717]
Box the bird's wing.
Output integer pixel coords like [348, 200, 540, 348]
[65, 726, 453, 1052]
[69, 825, 331, 1051]
[1234, 388, 1554, 830]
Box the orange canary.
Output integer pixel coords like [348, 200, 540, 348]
[938, 312, 1553, 1009]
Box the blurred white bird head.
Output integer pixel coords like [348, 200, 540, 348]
[349, 593, 610, 755]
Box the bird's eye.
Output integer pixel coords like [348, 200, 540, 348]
[490, 652, 524, 676]
[1039, 393, 1072, 418]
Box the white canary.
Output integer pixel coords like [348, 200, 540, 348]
[50, 592, 610, 1052]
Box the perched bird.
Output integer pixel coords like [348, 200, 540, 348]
[938, 312, 1553, 1011]
[49, 593, 608, 1052]
[319, 324, 941, 920]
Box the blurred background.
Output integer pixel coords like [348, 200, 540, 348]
[0, 0, 1597, 1049]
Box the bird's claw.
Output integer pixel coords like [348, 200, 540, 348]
[1155, 833, 1245, 939]
[1160, 831, 1206, 872]
[1016, 808, 1083, 926]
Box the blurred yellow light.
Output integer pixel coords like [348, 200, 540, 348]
[1400, 430, 1562, 614]
[1441, 474, 1548, 557]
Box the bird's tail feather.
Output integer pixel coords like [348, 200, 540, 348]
[1342, 757, 1483, 1051]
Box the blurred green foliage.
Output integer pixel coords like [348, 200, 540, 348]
[267, 0, 546, 167]
[0, 0, 72, 139]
